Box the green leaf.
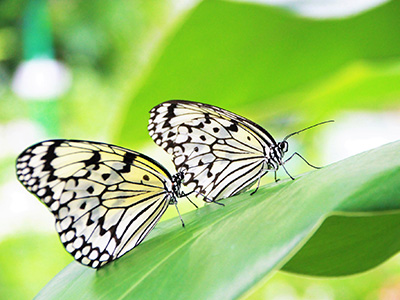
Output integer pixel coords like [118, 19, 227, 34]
[114, 0, 400, 147]
[35, 141, 400, 299]
[282, 213, 400, 276]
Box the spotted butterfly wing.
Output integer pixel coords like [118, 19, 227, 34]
[16, 140, 179, 268]
[148, 100, 281, 201]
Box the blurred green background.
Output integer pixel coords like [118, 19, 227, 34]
[0, 0, 399, 299]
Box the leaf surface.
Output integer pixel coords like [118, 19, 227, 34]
[36, 141, 400, 299]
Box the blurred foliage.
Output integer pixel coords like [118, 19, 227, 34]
[0, 0, 399, 299]
[0, 233, 71, 300]
[248, 253, 400, 300]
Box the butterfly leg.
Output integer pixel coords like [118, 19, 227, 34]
[250, 175, 262, 196]
[199, 192, 225, 207]
[177, 189, 199, 209]
[281, 163, 295, 180]
[185, 194, 199, 209]
[274, 171, 280, 183]
[251, 162, 268, 195]
[173, 201, 185, 227]
[211, 199, 225, 206]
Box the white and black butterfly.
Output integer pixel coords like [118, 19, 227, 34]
[148, 100, 332, 202]
[16, 140, 190, 268]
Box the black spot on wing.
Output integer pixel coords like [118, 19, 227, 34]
[108, 225, 119, 243]
[195, 122, 204, 129]
[204, 113, 211, 124]
[226, 121, 239, 133]
[162, 104, 177, 129]
[166, 103, 177, 118]
[87, 217, 94, 226]
[47, 173, 58, 183]
[123, 152, 136, 165]
[98, 215, 107, 235]
[162, 120, 172, 129]
[165, 140, 175, 149]
[84, 151, 101, 167]
[41, 141, 63, 181]
[120, 152, 137, 173]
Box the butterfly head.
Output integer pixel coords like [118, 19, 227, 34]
[277, 141, 289, 157]
[266, 142, 288, 170]
[171, 171, 184, 199]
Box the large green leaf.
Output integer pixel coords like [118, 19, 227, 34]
[35, 141, 400, 299]
[115, 0, 400, 148]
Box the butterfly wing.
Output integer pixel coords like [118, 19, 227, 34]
[16, 140, 174, 268]
[148, 100, 277, 201]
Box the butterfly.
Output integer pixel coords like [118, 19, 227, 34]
[148, 100, 333, 202]
[15, 139, 191, 268]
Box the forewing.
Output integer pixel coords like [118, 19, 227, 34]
[16, 140, 172, 268]
[148, 100, 275, 200]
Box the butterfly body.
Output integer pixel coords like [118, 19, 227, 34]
[16, 140, 184, 268]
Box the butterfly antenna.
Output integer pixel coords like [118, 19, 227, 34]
[174, 203, 185, 227]
[283, 120, 334, 142]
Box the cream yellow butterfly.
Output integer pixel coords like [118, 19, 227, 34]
[16, 140, 188, 268]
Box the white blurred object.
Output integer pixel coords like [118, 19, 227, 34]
[262, 281, 298, 300]
[0, 119, 50, 239]
[230, 0, 390, 19]
[304, 284, 334, 300]
[321, 111, 400, 163]
[0, 119, 46, 160]
[0, 180, 54, 239]
[12, 57, 71, 100]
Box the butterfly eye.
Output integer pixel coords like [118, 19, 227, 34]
[279, 141, 289, 153]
